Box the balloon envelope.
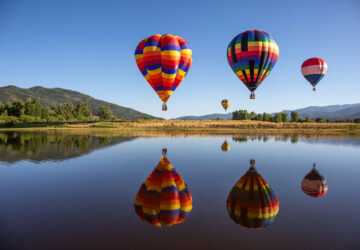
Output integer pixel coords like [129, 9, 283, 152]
[227, 30, 279, 98]
[221, 99, 230, 111]
[135, 34, 192, 105]
[301, 57, 327, 90]
[134, 156, 192, 227]
[221, 140, 230, 151]
[301, 164, 328, 198]
[227, 161, 279, 229]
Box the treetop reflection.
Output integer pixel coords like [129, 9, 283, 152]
[0, 132, 134, 163]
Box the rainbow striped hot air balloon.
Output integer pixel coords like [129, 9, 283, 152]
[134, 150, 192, 227]
[135, 34, 192, 111]
[227, 30, 279, 99]
[221, 99, 230, 111]
[301, 57, 327, 91]
[227, 159, 279, 229]
[301, 163, 328, 198]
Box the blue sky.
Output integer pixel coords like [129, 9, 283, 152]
[0, 0, 359, 119]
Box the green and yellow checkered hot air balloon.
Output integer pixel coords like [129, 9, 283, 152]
[221, 99, 230, 111]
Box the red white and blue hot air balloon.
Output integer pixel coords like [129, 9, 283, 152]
[301, 57, 327, 91]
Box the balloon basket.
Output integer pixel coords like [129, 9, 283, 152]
[250, 159, 255, 166]
[162, 148, 167, 156]
[250, 93, 255, 99]
[313, 87, 316, 91]
[162, 103, 167, 111]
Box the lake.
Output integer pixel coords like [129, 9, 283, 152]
[0, 131, 359, 250]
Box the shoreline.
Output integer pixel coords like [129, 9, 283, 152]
[0, 120, 358, 136]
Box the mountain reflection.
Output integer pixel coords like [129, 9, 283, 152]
[0, 132, 134, 164]
[134, 149, 192, 227]
[301, 163, 328, 198]
[227, 159, 279, 229]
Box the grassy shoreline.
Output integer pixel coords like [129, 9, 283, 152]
[0, 120, 359, 136]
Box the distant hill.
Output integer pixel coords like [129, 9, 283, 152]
[173, 103, 360, 121]
[280, 103, 360, 120]
[0, 85, 158, 120]
[174, 113, 232, 120]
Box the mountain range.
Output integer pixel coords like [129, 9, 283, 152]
[280, 103, 360, 120]
[174, 113, 232, 120]
[174, 103, 360, 120]
[1, 85, 358, 121]
[0, 85, 158, 120]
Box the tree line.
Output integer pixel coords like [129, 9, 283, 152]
[0, 98, 115, 123]
[232, 110, 360, 123]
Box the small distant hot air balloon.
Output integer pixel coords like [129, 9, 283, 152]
[134, 149, 192, 227]
[135, 34, 192, 111]
[221, 99, 230, 111]
[221, 140, 231, 151]
[301, 57, 327, 91]
[227, 30, 279, 99]
[301, 163, 328, 198]
[227, 159, 279, 229]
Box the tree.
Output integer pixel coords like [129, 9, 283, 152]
[291, 111, 299, 122]
[262, 112, 272, 122]
[24, 98, 33, 115]
[255, 114, 263, 121]
[98, 106, 112, 120]
[354, 118, 360, 123]
[32, 99, 42, 117]
[9, 99, 25, 117]
[5, 102, 12, 113]
[281, 113, 288, 122]
[233, 110, 249, 120]
[58, 103, 74, 120]
[42, 107, 50, 120]
[315, 117, 325, 123]
[25, 98, 42, 117]
[250, 111, 256, 120]
[74, 102, 92, 119]
[305, 116, 311, 123]
[274, 113, 283, 123]
[0, 103, 5, 115]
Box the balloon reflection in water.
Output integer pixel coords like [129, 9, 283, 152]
[227, 159, 279, 229]
[134, 149, 192, 227]
[301, 163, 328, 198]
[221, 140, 231, 151]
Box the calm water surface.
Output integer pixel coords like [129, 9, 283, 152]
[0, 132, 359, 250]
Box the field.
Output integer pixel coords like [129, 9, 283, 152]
[0, 120, 359, 136]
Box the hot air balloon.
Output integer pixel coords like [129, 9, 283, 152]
[227, 159, 279, 229]
[221, 99, 230, 111]
[134, 149, 192, 227]
[221, 140, 230, 151]
[135, 34, 192, 111]
[227, 30, 279, 99]
[301, 163, 328, 198]
[301, 57, 327, 91]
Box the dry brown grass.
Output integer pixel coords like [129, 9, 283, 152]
[0, 120, 358, 136]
